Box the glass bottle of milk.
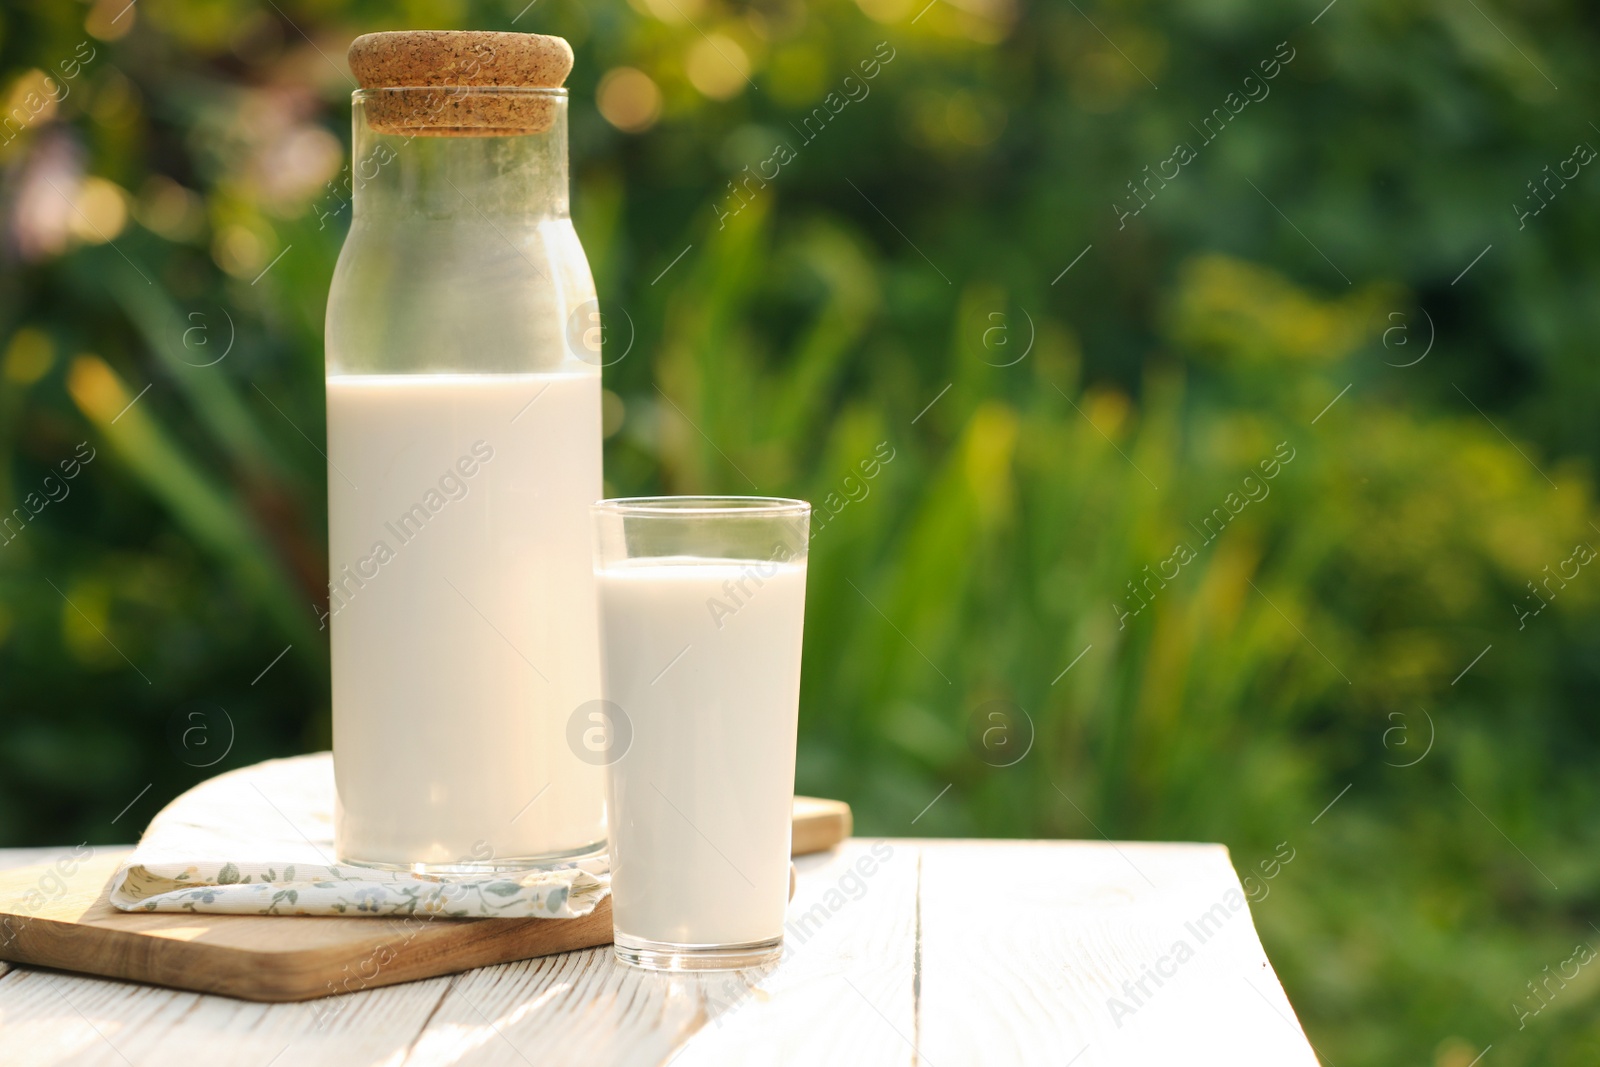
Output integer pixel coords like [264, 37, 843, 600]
[325, 40, 606, 871]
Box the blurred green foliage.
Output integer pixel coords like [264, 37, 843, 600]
[2, 0, 1599, 1062]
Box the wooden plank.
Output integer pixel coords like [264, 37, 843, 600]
[0, 802, 849, 1002]
[0, 956, 452, 1066]
[0, 850, 614, 1002]
[395, 839, 918, 1067]
[916, 840, 1319, 1066]
[0, 848, 111, 981]
[400, 946, 693, 1067]
[791, 796, 851, 856]
[0, 839, 1314, 1066]
[0, 849, 108, 874]
[0, 847, 445, 1066]
[641, 838, 917, 1066]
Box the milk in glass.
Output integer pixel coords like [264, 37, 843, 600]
[327, 372, 603, 866]
[599, 556, 807, 947]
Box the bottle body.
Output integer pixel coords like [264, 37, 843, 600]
[325, 89, 606, 869]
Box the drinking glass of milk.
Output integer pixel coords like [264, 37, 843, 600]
[592, 497, 811, 970]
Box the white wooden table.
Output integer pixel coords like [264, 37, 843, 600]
[0, 840, 1318, 1066]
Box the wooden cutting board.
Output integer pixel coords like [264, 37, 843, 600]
[0, 796, 850, 1002]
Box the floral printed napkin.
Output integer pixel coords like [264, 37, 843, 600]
[109, 753, 608, 919]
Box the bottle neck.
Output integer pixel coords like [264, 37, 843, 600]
[351, 92, 570, 222]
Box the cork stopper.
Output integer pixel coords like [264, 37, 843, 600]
[347, 31, 574, 137]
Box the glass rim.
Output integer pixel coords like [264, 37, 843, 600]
[592, 495, 811, 518]
[352, 86, 569, 101]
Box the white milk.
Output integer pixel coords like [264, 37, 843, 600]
[327, 370, 606, 867]
[598, 556, 807, 946]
